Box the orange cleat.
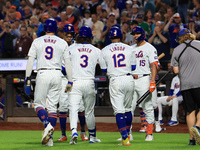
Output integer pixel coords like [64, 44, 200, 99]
[80, 132, 89, 141]
[56, 135, 67, 141]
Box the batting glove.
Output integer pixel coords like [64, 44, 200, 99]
[65, 81, 73, 92]
[24, 77, 32, 95]
[149, 80, 156, 93]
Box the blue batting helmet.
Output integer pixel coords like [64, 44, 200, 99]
[79, 26, 93, 38]
[63, 24, 75, 33]
[43, 18, 58, 33]
[131, 26, 145, 41]
[109, 26, 122, 39]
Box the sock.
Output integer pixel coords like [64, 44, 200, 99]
[154, 107, 159, 121]
[88, 127, 96, 138]
[48, 112, 57, 127]
[59, 112, 67, 136]
[140, 107, 147, 127]
[116, 113, 128, 140]
[36, 107, 49, 127]
[124, 112, 132, 134]
[78, 111, 86, 132]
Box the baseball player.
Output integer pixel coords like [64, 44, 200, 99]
[56, 24, 88, 142]
[68, 26, 101, 145]
[157, 75, 183, 126]
[131, 26, 158, 141]
[24, 18, 73, 146]
[99, 26, 136, 146]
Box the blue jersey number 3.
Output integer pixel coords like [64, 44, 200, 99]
[80, 55, 88, 68]
[112, 53, 126, 68]
[45, 46, 53, 60]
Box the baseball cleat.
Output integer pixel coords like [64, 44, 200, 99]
[190, 126, 200, 145]
[80, 132, 89, 141]
[56, 135, 67, 141]
[188, 139, 196, 145]
[89, 136, 101, 143]
[117, 134, 134, 141]
[45, 138, 53, 146]
[139, 126, 147, 133]
[70, 132, 78, 145]
[155, 121, 162, 133]
[159, 120, 164, 125]
[167, 120, 179, 126]
[145, 134, 153, 141]
[118, 137, 131, 146]
[41, 123, 54, 145]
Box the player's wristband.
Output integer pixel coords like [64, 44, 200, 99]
[68, 81, 73, 85]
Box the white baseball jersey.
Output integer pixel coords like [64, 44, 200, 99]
[100, 42, 136, 78]
[131, 42, 158, 75]
[68, 43, 101, 80]
[170, 75, 181, 96]
[28, 35, 69, 70]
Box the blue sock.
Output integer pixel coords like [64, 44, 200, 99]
[88, 127, 96, 137]
[59, 112, 67, 136]
[78, 111, 86, 132]
[48, 112, 57, 127]
[124, 112, 132, 134]
[36, 107, 49, 127]
[154, 107, 159, 121]
[116, 113, 128, 140]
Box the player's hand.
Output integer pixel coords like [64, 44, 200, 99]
[149, 81, 156, 93]
[65, 81, 73, 92]
[24, 77, 32, 95]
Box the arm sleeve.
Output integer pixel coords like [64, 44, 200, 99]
[169, 89, 174, 96]
[25, 56, 35, 77]
[176, 91, 181, 97]
[64, 58, 72, 82]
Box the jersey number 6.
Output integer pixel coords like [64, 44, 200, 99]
[112, 53, 126, 68]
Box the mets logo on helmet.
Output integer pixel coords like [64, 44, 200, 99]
[68, 26, 71, 30]
[185, 29, 188, 32]
[114, 30, 117, 36]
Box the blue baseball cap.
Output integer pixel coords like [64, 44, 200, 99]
[178, 28, 190, 37]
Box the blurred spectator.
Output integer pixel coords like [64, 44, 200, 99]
[132, 0, 141, 6]
[29, 16, 39, 25]
[144, 9, 154, 32]
[27, 24, 37, 40]
[101, 0, 110, 10]
[66, 6, 79, 33]
[88, 0, 101, 14]
[58, 11, 70, 30]
[120, 11, 130, 26]
[163, 7, 174, 27]
[51, 7, 61, 22]
[117, 0, 126, 14]
[123, 0, 133, 18]
[155, 0, 170, 12]
[151, 12, 162, 33]
[10, 0, 20, 8]
[177, 0, 189, 24]
[22, 5, 32, 20]
[188, 18, 200, 39]
[192, 0, 200, 20]
[102, 12, 120, 46]
[51, 0, 60, 8]
[148, 21, 170, 70]
[164, 13, 187, 55]
[18, 0, 27, 19]
[37, 13, 50, 37]
[82, 10, 93, 28]
[34, 6, 43, 18]
[91, 13, 104, 47]
[99, 9, 108, 25]
[0, 21, 17, 58]
[124, 19, 138, 45]
[106, 0, 119, 20]
[96, 5, 102, 17]
[75, 0, 87, 17]
[2, 1, 11, 18]
[46, 2, 53, 13]
[10, 5, 22, 20]
[135, 13, 150, 37]
[130, 4, 140, 21]
[15, 25, 33, 58]
[58, 0, 68, 13]
[144, 0, 156, 16]
[121, 21, 129, 43]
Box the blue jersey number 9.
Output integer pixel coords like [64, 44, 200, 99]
[45, 46, 54, 60]
[80, 55, 88, 68]
[112, 53, 126, 68]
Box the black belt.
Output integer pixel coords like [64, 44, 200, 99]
[38, 68, 61, 70]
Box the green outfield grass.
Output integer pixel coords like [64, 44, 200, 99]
[0, 131, 199, 150]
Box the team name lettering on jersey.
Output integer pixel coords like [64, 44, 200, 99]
[78, 48, 92, 53]
[135, 50, 143, 58]
[109, 46, 125, 52]
[44, 39, 57, 44]
[174, 83, 180, 89]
